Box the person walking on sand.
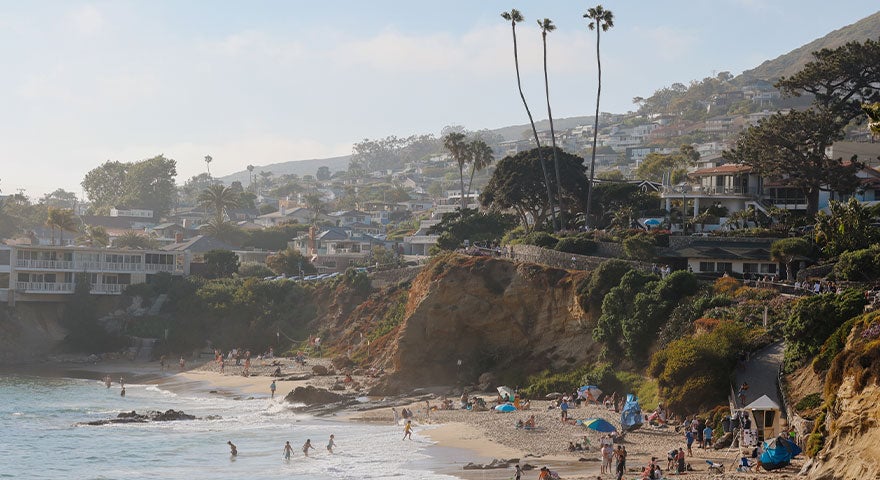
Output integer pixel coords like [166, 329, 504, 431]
[613, 445, 627, 480]
[514, 464, 523, 480]
[403, 420, 413, 440]
[326, 434, 336, 454]
[302, 439, 315, 457]
[270, 380, 276, 398]
[282, 441, 293, 460]
[227, 441, 237, 456]
[392, 407, 400, 425]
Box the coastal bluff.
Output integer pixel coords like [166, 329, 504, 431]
[337, 254, 599, 390]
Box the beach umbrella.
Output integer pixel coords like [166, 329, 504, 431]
[578, 385, 603, 401]
[497, 386, 516, 401]
[582, 418, 617, 433]
[494, 404, 517, 413]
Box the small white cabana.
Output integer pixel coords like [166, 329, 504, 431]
[743, 395, 783, 443]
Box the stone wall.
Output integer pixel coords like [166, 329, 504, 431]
[595, 241, 625, 258]
[510, 244, 649, 272]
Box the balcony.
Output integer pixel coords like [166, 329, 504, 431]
[661, 185, 761, 198]
[16, 259, 74, 270]
[16, 281, 74, 293]
[15, 282, 126, 295]
[145, 263, 176, 273]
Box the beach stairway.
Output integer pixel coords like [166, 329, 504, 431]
[148, 294, 168, 316]
[131, 337, 157, 362]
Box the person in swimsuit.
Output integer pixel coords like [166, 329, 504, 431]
[302, 439, 315, 457]
[283, 441, 293, 460]
[326, 434, 336, 453]
[403, 420, 413, 440]
[227, 441, 237, 456]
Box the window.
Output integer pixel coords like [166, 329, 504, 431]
[742, 263, 759, 273]
[0, 273, 9, 288]
[699, 262, 715, 272]
[760, 264, 777, 274]
[0, 250, 10, 265]
[716, 262, 733, 273]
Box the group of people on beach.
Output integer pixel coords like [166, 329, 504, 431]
[227, 434, 336, 460]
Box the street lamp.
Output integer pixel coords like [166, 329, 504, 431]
[204, 155, 213, 179]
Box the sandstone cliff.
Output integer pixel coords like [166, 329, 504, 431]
[329, 254, 599, 389]
[806, 314, 880, 479]
[0, 303, 67, 362]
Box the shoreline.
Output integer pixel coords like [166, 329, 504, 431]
[5, 357, 806, 479]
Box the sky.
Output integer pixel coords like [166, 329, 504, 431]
[1, 1, 878, 198]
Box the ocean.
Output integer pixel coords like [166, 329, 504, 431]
[0, 374, 462, 480]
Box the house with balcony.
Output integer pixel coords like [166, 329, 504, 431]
[290, 227, 386, 273]
[1, 244, 188, 303]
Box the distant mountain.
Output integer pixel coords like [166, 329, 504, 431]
[740, 10, 880, 82]
[218, 155, 350, 185]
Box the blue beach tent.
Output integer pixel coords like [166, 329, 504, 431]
[620, 394, 643, 432]
[760, 436, 802, 471]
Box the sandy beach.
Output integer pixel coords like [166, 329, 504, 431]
[14, 355, 804, 479]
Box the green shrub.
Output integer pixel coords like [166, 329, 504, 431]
[833, 246, 880, 281]
[805, 432, 825, 458]
[795, 392, 822, 412]
[576, 259, 633, 312]
[813, 317, 858, 372]
[623, 233, 655, 260]
[520, 365, 590, 398]
[784, 290, 865, 367]
[523, 231, 558, 249]
[555, 236, 597, 256]
[237, 262, 274, 278]
[649, 321, 754, 414]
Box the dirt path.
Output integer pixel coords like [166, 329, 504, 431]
[734, 341, 785, 412]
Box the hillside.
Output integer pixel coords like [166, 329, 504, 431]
[741, 10, 880, 82]
[217, 154, 350, 185]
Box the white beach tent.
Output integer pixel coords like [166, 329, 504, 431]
[743, 395, 783, 442]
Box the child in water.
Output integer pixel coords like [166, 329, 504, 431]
[283, 441, 293, 460]
[302, 439, 315, 457]
[326, 434, 336, 453]
[403, 420, 413, 440]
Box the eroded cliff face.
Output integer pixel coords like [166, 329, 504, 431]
[807, 318, 880, 480]
[344, 254, 598, 388]
[0, 304, 67, 362]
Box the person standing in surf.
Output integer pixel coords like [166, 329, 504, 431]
[227, 441, 237, 456]
[326, 434, 336, 454]
[302, 439, 315, 457]
[270, 380, 276, 398]
[282, 441, 293, 460]
[403, 420, 413, 440]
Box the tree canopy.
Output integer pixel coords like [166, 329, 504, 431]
[723, 109, 859, 214]
[480, 147, 588, 230]
[82, 155, 177, 218]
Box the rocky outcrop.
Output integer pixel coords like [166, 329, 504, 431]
[361, 254, 598, 389]
[79, 409, 198, 425]
[284, 385, 344, 405]
[806, 316, 880, 479]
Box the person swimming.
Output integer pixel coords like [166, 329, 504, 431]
[227, 441, 237, 456]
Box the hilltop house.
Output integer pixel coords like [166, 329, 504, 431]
[290, 227, 386, 273]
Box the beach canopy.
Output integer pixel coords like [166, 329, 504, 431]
[760, 436, 802, 471]
[582, 418, 616, 433]
[620, 394, 643, 432]
[494, 403, 517, 413]
[497, 386, 516, 401]
[644, 218, 662, 226]
[578, 385, 603, 401]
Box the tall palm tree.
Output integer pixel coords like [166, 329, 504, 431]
[466, 139, 494, 201]
[114, 231, 159, 249]
[583, 5, 614, 229]
[538, 18, 565, 226]
[54, 209, 78, 245]
[197, 184, 241, 222]
[246, 164, 255, 191]
[45, 207, 60, 245]
[204, 155, 213, 179]
[200, 217, 242, 244]
[501, 8, 557, 231]
[443, 132, 470, 210]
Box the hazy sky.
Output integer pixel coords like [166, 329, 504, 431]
[2, 1, 878, 198]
